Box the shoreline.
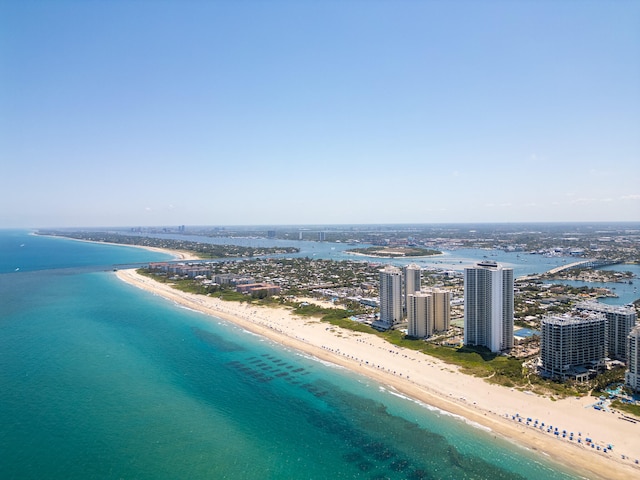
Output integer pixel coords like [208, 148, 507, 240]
[33, 232, 201, 261]
[116, 268, 640, 480]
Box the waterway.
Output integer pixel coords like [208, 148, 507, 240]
[129, 233, 577, 277]
[130, 232, 640, 306]
[543, 263, 640, 306]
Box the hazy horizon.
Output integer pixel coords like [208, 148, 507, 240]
[2, 1, 638, 228]
[27, 220, 640, 231]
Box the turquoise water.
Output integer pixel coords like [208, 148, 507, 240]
[0, 231, 579, 479]
[0, 230, 171, 274]
[514, 328, 540, 338]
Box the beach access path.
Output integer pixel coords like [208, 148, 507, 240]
[116, 268, 640, 480]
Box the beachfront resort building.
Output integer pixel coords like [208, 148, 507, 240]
[407, 288, 451, 338]
[575, 302, 637, 362]
[463, 261, 514, 353]
[375, 266, 403, 330]
[540, 312, 606, 381]
[626, 326, 640, 393]
[403, 264, 421, 315]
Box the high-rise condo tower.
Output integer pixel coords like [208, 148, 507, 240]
[464, 261, 513, 353]
[377, 266, 403, 330]
[540, 312, 606, 381]
[576, 302, 637, 362]
[403, 264, 421, 315]
[407, 288, 451, 338]
[626, 326, 640, 393]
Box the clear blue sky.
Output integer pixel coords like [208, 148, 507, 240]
[1, 0, 639, 228]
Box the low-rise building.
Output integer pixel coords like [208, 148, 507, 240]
[214, 273, 256, 286]
[236, 283, 281, 296]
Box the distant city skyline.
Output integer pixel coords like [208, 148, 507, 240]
[1, 1, 638, 228]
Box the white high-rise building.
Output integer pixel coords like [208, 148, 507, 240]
[407, 292, 432, 338]
[464, 261, 513, 353]
[403, 264, 421, 315]
[407, 288, 451, 338]
[576, 302, 637, 362]
[540, 313, 606, 381]
[377, 266, 403, 329]
[626, 326, 640, 393]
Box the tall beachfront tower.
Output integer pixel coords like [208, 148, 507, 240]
[378, 266, 403, 329]
[404, 264, 421, 315]
[407, 292, 432, 338]
[540, 313, 606, 381]
[626, 326, 640, 393]
[429, 288, 451, 332]
[464, 261, 514, 353]
[576, 302, 637, 362]
[407, 288, 451, 338]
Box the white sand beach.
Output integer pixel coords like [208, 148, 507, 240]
[132, 245, 200, 261]
[116, 267, 640, 480]
[35, 233, 201, 261]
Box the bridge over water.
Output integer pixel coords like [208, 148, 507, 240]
[543, 259, 620, 276]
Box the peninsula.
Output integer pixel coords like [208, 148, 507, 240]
[38, 230, 299, 259]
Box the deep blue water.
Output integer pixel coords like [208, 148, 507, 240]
[0, 230, 580, 479]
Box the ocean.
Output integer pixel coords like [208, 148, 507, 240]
[0, 230, 581, 479]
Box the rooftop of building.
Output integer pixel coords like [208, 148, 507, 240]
[542, 311, 606, 325]
[575, 301, 637, 315]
